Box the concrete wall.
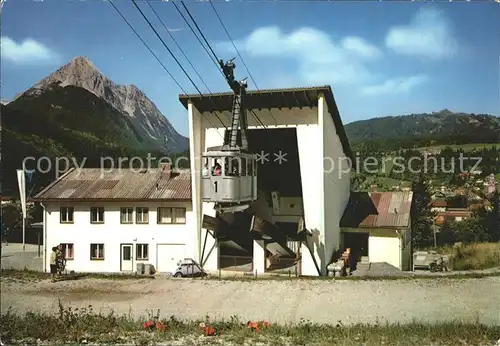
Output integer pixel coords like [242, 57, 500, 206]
[42, 201, 194, 273]
[296, 122, 323, 275]
[321, 94, 351, 268]
[297, 94, 351, 275]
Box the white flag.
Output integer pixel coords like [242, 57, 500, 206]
[17, 169, 26, 218]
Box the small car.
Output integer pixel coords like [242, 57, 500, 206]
[173, 258, 207, 278]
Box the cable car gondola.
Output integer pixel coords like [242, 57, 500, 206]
[201, 58, 258, 213]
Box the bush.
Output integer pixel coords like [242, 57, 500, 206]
[448, 242, 500, 270]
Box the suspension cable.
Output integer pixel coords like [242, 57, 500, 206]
[208, 0, 278, 126]
[131, 0, 227, 129]
[109, 0, 223, 137]
[177, 1, 267, 129]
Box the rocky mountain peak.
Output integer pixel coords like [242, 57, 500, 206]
[66, 56, 100, 75]
[20, 56, 189, 152]
[33, 55, 110, 97]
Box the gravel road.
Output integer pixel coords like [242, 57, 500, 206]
[2, 276, 499, 326]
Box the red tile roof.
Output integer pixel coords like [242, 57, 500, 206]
[436, 210, 471, 218]
[430, 200, 447, 207]
[340, 191, 413, 229]
[435, 210, 472, 225]
[34, 166, 191, 201]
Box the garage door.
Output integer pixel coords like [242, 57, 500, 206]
[156, 244, 186, 274]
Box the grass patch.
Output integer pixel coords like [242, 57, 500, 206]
[0, 268, 50, 283]
[1, 268, 154, 283]
[205, 268, 500, 281]
[1, 302, 499, 345]
[438, 242, 500, 271]
[206, 271, 500, 282]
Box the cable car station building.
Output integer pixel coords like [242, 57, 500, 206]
[180, 85, 353, 276]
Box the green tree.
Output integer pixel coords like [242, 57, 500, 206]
[485, 190, 500, 241]
[1, 203, 35, 242]
[458, 219, 487, 243]
[411, 174, 435, 248]
[473, 190, 500, 242]
[437, 221, 456, 245]
[440, 218, 489, 244]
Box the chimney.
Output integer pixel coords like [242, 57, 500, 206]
[159, 163, 171, 179]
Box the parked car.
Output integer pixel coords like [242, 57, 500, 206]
[174, 258, 207, 278]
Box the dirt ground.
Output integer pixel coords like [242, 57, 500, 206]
[2, 275, 499, 326]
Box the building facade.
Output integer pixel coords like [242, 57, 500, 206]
[182, 86, 352, 276]
[35, 166, 194, 274]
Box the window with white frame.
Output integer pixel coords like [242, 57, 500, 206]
[60, 207, 74, 223]
[120, 207, 133, 224]
[60, 243, 74, 259]
[90, 243, 104, 260]
[157, 207, 186, 224]
[90, 207, 104, 223]
[173, 207, 186, 223]
[136, 244, 148, 260]
[157, 207, 172, 224]
[135, 207, 149, 224]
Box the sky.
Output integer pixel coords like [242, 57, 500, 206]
[2, 0, 500, 137]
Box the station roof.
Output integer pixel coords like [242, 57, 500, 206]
[179, 85, 353, 160]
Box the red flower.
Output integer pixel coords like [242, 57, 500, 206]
[247, 321, 260, 332]
[204, 325, 218, 336]
[143, 320, 155, 329]
[155, 322, 167, 331]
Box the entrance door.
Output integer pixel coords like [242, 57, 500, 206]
[120, 244, 133, 271]
[343, 232, 369, 256]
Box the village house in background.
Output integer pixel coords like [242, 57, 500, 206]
[340, 191, 413, 271]
[428, 176, 498, 227]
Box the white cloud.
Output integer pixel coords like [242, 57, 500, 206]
[215, 26, 382, 86]
[385, 7, 458, 59]
[341, 36, 382, 59]
[1, 36, 59, 65]
[360, 74, 428, 96]
[216, 26, 430, 94]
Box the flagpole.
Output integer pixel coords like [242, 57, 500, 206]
[22, 216, 25, 251]
[17, 169, 27, 251]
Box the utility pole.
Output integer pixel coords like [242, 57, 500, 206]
[433, 220, 437, 248]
